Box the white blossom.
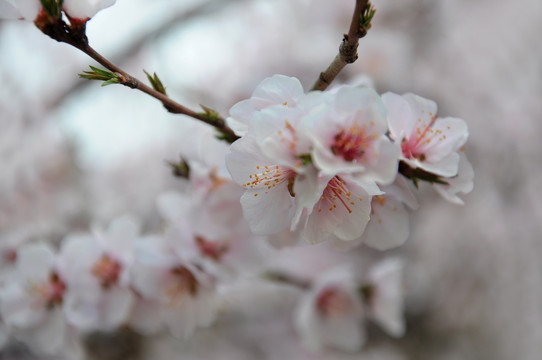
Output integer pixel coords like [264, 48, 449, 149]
[383, 92, 468, 178]
[0, 243, 70, 354]
[57, 215, 139, 332]
[294, 265, 365, 352]
[131, 234, 217, 338]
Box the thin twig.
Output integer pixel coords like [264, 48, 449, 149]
[47, 0, 247, 111]
[37, 13, 239, 142]
[76, 43, 238, 140]
[311, 0, 370, 91]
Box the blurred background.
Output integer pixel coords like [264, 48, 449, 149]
[1, 0, 541, 359]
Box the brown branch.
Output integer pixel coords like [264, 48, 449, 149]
[75, 43, 238, 140]
[36, 13, 239, 142]
[46, 0, 247, 112]
[311, 0, 371, 91]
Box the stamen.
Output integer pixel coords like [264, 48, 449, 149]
[331, 124, 375, 162]
[166, 266, 198, 306]
[92, 254, 122, 289]
[320, 177, 355, 214]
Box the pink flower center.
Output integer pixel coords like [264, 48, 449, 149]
[166, 266, 199, 305]
[46, 273, 66, 308]
[331, 125, 376, 162]
[3, 249, 17, 264]
[27, 272, 66, 310]
[316, 287, 354, 318]
[92, 254, 122, 289]
[195, 237, 229, 262]
[316, 177, 360, 214]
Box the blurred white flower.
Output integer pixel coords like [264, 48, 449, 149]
[57, 215, 139, 332]
[0, 242, 70, 354]
[131, 234, 217, 338]
[294, 259, 406, 352]
[294, 265, 365, 352]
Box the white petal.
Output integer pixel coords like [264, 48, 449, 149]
[1, 283, 46, 328]
[0, 0, 22, 19]
[16, 242, 55, 284]
[433, 152, 474, 205]
[128, 298, 164, 335]
[240, 186, 293, 235]
[9, 0, 40, 20]
[252, 105, 305, 168]
[417, 117, 468, 162]
[388, 175, 419, 210]
[156, 191, 191, 223]
[361, 137, 400, 185]
[302, 177, 371, 244]
[382, 92, 415, 141]
[63, 0, 115, 19]
[227, 98, 271, 136]
[367, 258, 405, 337]
[363, 195, 410, 251]
[58, 233, 101, 287]
[226, 135, 276, 187]
[416, 151, 460, 177]
[101, 214, 140, 259]
[100, 287, 135, 330]
[334, 87, 387, 135]
[16, 309, 66, 354]
[402, 93, 438, 135]
[252, 74, 304, 104]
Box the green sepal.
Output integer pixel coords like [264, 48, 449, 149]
[40, 0, 63, 18]
[167, 157, 190, 179]
[298, 153, 313, 166]
[215, 129, 238, 144]
[144, 70, 167, 95]
[360, 2, 376, 33]
[199, 105, 221, 121]
[79, 65, 120, 86]
[398, 160, 449, 187]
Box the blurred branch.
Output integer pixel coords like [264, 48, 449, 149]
[311, 0, 374, 91]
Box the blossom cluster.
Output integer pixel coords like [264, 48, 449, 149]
[226, 75, 473, 250]
[0, 1, 475, 355]
[0, 178, 405, 356]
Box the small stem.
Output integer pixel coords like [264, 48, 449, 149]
[76, 44, 238, 140]
[311, 0, 370, 91]
[37, 16, 239, 142]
